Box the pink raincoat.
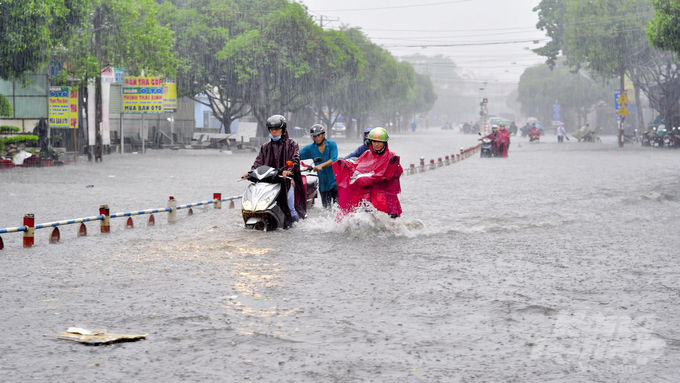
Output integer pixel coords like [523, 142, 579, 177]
[332, 142, 403, 217]
[496, 129, 510, 157]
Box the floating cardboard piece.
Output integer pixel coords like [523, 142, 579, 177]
[56, 327, 147, 345]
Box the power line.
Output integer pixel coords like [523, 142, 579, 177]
[383, 38, 548, 48]
[312, 0, 476, 12]
[370, 30, 547, 41]
[362, 26, 538, 33]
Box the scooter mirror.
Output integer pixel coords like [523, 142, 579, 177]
[286, 161, 294, 169]
[313, 157, 323, 163]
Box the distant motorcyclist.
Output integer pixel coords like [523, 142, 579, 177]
[480, 125, 500, 155]
[496, 123, 510, 157]
[509, 122, 518, 136]
[529, 123, 541, 142]
[521, 122, 531, 137]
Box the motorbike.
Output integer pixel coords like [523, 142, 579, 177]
[663, 127, 679, 149]
[241, 157, 321, 230]
[300, 159, 320, 206]
[529, 131, 540, 142]
[480, 137, 494, 158]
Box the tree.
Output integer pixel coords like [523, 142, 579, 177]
[532, 0, 568, 69]
[0, 0, 89, 81]
[222, 2, 360, 136]
[647, 0, 680, 56]
[517, 60, 614, 128]
[337, 28, 415, 134]
[311, 29, 363, 137]
[158, 0, 288, 134]
[536, 0, 656, 138]
[59, 0, 176, 151]
[0, 94, 12, 117]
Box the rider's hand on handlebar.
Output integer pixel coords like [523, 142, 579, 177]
[282, 170, 292, 178]
[242, 173, 248, 179]
[313, 165, 323, 172]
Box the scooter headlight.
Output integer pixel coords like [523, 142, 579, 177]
[242, 199, 253, 211]
[255, 199, 270, 211]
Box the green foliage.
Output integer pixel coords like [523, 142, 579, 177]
[0, 0, 89, 81]
[561, 0, 652, 78]
[532, 0, 568, 68]
[517, 59, 614, 126]
[0, 125, 21, 133]
[0, 94, 12, 116]
[159, 0, 296, 134]
[60, 0, 177, 86]
[220, 1, 363, 136]
[0, 135, 39, 153]
[647, 0, 680, 55]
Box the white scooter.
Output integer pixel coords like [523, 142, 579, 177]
[241, 157, 320, 231]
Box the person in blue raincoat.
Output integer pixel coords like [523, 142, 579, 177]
[411, 119, 417, 132]
[343, 127, 372, 159]
[300, 124, 339, 208]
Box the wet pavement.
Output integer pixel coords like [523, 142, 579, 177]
[0, 129, 678, 382]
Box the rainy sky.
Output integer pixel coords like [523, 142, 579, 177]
[298, 0, 548, 83]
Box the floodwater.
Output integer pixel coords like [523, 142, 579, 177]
[0, 129, 678, 382]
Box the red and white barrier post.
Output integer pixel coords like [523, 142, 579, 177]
[23, 214, 35, 248]
[100, 205, 110, 233]
[419, 157, 425, 173]
[168, 196, 177, 224]
[214, 193, 222, 209]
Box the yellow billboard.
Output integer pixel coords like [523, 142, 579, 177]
[49, 86, 70, 128]
[123, 76, 164, 113]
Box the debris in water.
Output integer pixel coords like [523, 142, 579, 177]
[86, 185, 94, 188]
[56, 327, 147, 345]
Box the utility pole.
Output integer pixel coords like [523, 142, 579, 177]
[315, 15, 339, 28]
[479, 82, 488, 135]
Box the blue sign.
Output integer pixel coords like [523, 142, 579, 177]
[114, 68, 125, 84]
[552, 104, 561, 122]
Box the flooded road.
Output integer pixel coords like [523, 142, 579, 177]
[1, 129, 678, 382]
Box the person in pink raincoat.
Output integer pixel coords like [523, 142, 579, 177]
[332, 127, 403, 218]
[495, 122, 510, 157]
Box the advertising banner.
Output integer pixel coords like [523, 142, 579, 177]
[69, 89, 78, 129]
[164, 79, 177, 113]
[49, 86, 71, 128]
[123, 77, 164, 114]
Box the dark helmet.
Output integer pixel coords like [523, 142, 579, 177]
[363, 127, 373, 136]
[266, 114, 287, 133]
[310, 124, 326, 137]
